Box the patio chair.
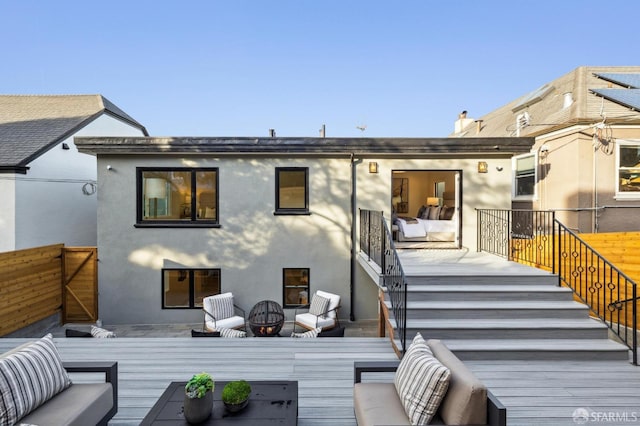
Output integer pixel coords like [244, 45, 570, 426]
[294, 290, 341, 332]
[202, 292, 246, 332]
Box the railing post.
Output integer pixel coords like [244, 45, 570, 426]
[633, 282, 637, 365]
[552, 212, 556, 275]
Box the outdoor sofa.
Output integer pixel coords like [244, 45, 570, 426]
[353, 337, 506, 425]
[0, 334, 118, 426]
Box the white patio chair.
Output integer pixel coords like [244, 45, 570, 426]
[202, 292, 246, 332]
[294, 290, 341, 332]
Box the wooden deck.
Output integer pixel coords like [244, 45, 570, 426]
[2, 336, 640, 425]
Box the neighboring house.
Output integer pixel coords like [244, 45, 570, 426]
[0, 95, 148, 252]
[74, 136, 532, 325]
[452, 66, 640, 233]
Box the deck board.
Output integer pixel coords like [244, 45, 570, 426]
[2, 337, 640, 425]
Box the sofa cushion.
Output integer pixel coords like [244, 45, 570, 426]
[0, 334, 72, 425]
[395, 334, 451, 425]
[354, 382, 410, 426]
[19, 383, 113, 426]
[428, 339, 487, 425]
[315, 290, 340, 319]
[204, 292, 235, 320]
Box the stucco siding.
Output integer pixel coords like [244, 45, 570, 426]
[96, 156, 353, 325]
[0, 177, 16, 252]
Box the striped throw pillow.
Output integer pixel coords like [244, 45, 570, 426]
[90, 326, 116, 338]
[394, 333, 450, 425]
[290, 327, 322, 338]
[218, 327, 247, 338]
[0, 334, 72, 426]
[309, 294, 330, 317]
[207, 293, 235, 320]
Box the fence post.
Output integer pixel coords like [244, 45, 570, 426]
[633, 282, 638, 365]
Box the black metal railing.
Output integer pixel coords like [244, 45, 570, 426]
[360, 209, 408, 354]
[556, 221, 637, 365]
[477, 209, 556, 270]
[477, 209, 638, 365]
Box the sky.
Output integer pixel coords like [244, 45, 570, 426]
[0, 1, 637, 138]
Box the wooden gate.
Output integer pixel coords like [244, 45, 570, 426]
[62, 247, 98, 323]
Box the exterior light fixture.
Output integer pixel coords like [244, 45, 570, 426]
[62, 143, 70, 150]
[369, 162, 378, 173]
[477, 161, 488, 173]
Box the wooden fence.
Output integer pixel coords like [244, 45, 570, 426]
[0, 244, 98, 336]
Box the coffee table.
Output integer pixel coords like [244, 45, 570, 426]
[140, 380, 298, 425]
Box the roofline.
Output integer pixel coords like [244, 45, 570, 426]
[102, 109, 149, 136]
[0, 166, 29, 174]
[74, 136, 535, 157]
[17, 110, 148, 167]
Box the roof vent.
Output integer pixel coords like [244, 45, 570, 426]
[515, 112, 530, 137]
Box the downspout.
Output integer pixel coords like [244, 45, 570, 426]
[349, 153, 356, 322]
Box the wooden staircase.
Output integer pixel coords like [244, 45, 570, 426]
[381, 250, 630, 362]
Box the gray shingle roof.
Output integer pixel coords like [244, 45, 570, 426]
[0, 95, 147, 168]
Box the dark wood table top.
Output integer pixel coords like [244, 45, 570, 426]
[140, 380, 298, 425]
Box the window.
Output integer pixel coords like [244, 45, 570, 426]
[137, 168, 218, 226]
[283, 268, 309, 308]
[162, 269, 221, 309]
[275, 167, 309, 214]
[616, 141, 640, 199]
[513, 153, 536, 199]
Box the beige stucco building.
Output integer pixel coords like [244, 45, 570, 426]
[452, 66, 640, 233]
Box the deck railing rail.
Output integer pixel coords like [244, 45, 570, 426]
[477, 209, 637, 365]
[359, 209, 408, 354]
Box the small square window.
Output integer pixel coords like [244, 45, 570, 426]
[275, 167, 309, 214]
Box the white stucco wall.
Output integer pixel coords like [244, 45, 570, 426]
[0, 176, 16, 253]
[96, 156, 353, 325]
[11, 114, 144, 250]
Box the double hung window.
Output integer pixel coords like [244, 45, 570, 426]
[137, 168, 218, 225]
[513, 153, 536, 199]
[617, 141, 640, 199]
[283, 268, 310, 308]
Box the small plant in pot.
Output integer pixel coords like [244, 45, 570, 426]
[222, 380, 252, 412]
[183, 372, 214, 423]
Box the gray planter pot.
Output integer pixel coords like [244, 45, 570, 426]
[183, 391, 213, 424]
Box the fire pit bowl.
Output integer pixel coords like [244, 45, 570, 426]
[249, 300, 285, 337]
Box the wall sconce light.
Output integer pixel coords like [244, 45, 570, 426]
[477, 161, 488, 173]
[369, 162, 378, 173]
[62, 143, 70, 150]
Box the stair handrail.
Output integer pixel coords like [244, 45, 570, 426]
[555, 219, 637, 365]
[359, 209, 408, 354]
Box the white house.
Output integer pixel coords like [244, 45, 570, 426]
[74, 136, 533, 325]
[0, 95, 147, 252]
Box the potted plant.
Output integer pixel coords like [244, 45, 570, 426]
[222, 380, 252, 412]
[183, 372, 214, 423]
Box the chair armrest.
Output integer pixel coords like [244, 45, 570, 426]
[487, 390, 507, 426]
[63, 361, 118, 425]
[233, 304, 246, 319]
[354, 361, 400, 383]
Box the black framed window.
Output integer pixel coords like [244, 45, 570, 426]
[275, 167, 309, 215]
[162, 269, 221, 309]
[283, 268, 310, 308]
[137, 168, 219, 226]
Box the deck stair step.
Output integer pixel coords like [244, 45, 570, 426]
[432, 339, 629, 361]
[402, 284, 574, 302]
[385, 300, 590, 320]
[405, 274, 559, 287]
[390, 317, 610, 340]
